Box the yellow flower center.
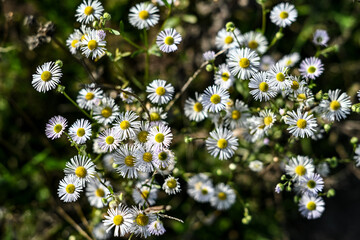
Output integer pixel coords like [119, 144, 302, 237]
[85, 92, 94, 100]
[264, 116, 273, 126]
[101, 107, 112, 118]
[105, 136, 114, 145]
[143, 152, 153, 162]
[137, 131, 148, 143]
[218, 192, 227, 200]
[296, 119, 307, 129]
[307, 180, 316, 189]
[124, 155, 135, 167]
[77, 128, 85, 137]
[138, 10, 149, 20]
[330, 100, 341, 111]
[259, 82, 269, 92]
[307, 66, 316, 74]
[306, 201, 316, 211]
[87, 40, 98, 50]
[224, 36, 233, 44]
[276, 72, 285, 82]
[164, 36, 174, 45]
[141, 190, 149, 199]
[156, 87, 166, 96]
[81, 35, 86, 41]
[286, 60, 292, 66]
[66, 184, 75, 194]
[279, 11, 289, 19]
[297, 93, 306, 100]
[53, 124, 63, 133]
[113, 215, 124, 226]
[166, 179, 177, 189]
[71, 39, 79, 48]
[231, 110, 241, 120]
[158, 151, 168, 161]
[210, 94, 221, 104]
[136, 213, 149, 226]
[221, 72, 230, 81]
[239, 58, 250, 68]
[120, 120, 130, 130]
[41, 71, 52, 82]
[201, 188, 208, 195]
[155, 133, 165, 143]
[150, 112, 160, 121]
[295, 165, 306, 176]
[248, 40, 258, 49]
[75, 166, 87, 178]
[193, 102, 203, 112]
[84, 6, 94, 16]
[217, 138, 228, 149]
[95, 188, 105, 197]
[291, 81, 299, 90]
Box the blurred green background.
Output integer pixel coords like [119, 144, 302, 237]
[1, 0, 360, 239]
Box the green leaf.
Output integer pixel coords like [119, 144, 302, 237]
[119, 21, 124, 34]
[109, 28, 120, 35]
[148, 44, 162, 57]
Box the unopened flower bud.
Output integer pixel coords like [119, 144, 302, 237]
[206, 64, 213, 72]
[327, 188, 335, 198]
[55, 60, 63, 67]
[103, 12, 111, 20]
[226, 22, 235, 32]
[92, 20, 99, 28]
[351, 137, 358, 145]
[324, 124, 331, 132]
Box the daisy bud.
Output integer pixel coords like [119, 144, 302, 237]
[322, 93, 329, 100]
[286, 184, 292, 192]
[293, 195, 300, 203]
[327, 188, 335, 198]
[280, 175, 287, 181]
[92, 20, 99, 28]
[101, 198, 107, 205]
[103, 12, 111, 20]
[351, 137, 358, 144]
[275, 32, 284, 39]
[184, 136, 193, 143]
[225, 22, 235, 32]
[55, 60, 63, 67]
[323, 124, 331, 132]
[112, 163, 119, 169]
[315, 90, 323, 100]
[206, 64, 213, 72]
[56, 84, 65, 94]
[109, 200, 118, 208]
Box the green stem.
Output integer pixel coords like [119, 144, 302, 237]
[122, 35, 144, 50]
[261, 4, 266, 34]
[62, 91, 93, 120]
[267, 27, 283, 50]
[232, 31, 242, 48]
[64, 132, 80, 152]
[143, 29, 149, 82]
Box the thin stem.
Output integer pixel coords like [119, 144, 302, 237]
[143, 29, 149, 82]
[232, 31, 242, 48]
[122, 35, 144, 50]
[267, 27, 283, 51]
[261, 4, 266, 34]
[63, 132, 80, 152]
[74, 203, 95, 239]
[165, 49, 226, 111]
[62, 91, 93, 120]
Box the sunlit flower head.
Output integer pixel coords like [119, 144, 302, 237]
[242, 31, 268, 54]
[129, 3, 160, 29]
[299, 57, 324, 80]
[76, 84, 103, 110]
[279, 52, 300, 67]
[319, 89, 351, 121]
[32, 61, 62, 93]
[114, 111, 141, 140]
[285, 156, 315, 180]
[64, 155, 96, 187]
[270, 2, 298, 28]
[156, 28, 182, 53]
[114, 144, 140, 179]
[224, 99, 250, 129]
[80, 29, 107, 60]
[45, 115, 67, 140]
[215, 28, 242, 50]
[103, 204, 133, 237]
[227, 47, 260, 80]
[299, 194, 325, 219]
[86, 178, 111, 208]
[146, 79, 174, 105]
[201, 85, 230, 113]
[313, 29, 329, 47]
[75, 0, 104, 24]
[214, 64, 235, 90]
[58, 174, 83, 202]
[97, 128, 121, 152]
[206, 127, 239, 160]
[210, 183, 236, 210]
[68, 119, 92, 144]
[93, 97, 120, 125]
[249, 71, 277, 102]
[285, 109, 318, 138]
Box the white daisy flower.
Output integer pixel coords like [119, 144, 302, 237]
[285, 109, 318, 138]
[153, 149, 175, 169]
[249, 160, 264, 172]
[214, 64, 235, 90]
[316, 162, 330, 177]
[86, 178, 111, 208]
[206, 128, 239, 160]
[184, 92, 208, 122]
[45, 115, 67, 140]
[187, 173, 212, 200]
[260, 55, 275, 71]
[132, 183, 158, 206]
[32, 61, 62, 93]
[146, 79, 174, 105]
[285, 156, 315, 180]
[92, 223, 111, 240]
[93, 139, 107, 154]
[319, 89, 351, 121]
[103, 204, 133, 237]
[210, 183, 236, 210]
[133, 121, 151, 145]
[299, 57, 324, 80]
[114, 111, 141, 140]
[156, 28, 182, 53]
[224, 99, 250, 129]
[97, 128, 121, 152]
[68, 119, 92, 144]
[285, 75, 306, 96]
[270, 2, 298, 28]
[313, 29, 329, 47]
[267, 62, 291, 91]
[249, 71, 277, 102]
[242, 31, 268, 54]
[114, 144, 140, 179]
[130, 207, 156, 238]
[192, 180, 214, 203]
[203, 50, 216, 61]
[93, 97, 120, 125]
[162, 175, 181, 195]
[156, 158, 176, 175]
[144, 107, 167, 122]
[58, 174, 83, 202]
[291, 86, 315, 107]
[80, 29, 106, 60]
[119, 87, 135, 103]
[76, 84, 103, 110]
[248, 116, 268, 141]
[147, 124, 173, 151]
[298, 173, 324, 195]
[215, 28, 242, 50]
[227, 47, 260, 80]
[354, 145, 360, 167]
[129, 2, 160, 30]
[148, 219, 166, 236]
[64, 155, 96, 186]
[135, 145, 155, 173]
[201, 85, 230, 113]
[66, 30, 82, 55]
[279, 52, 300, 67]
[259, 109, 277, 130]
[75, 0, 104, 24]
[299, 194, 325, 219]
